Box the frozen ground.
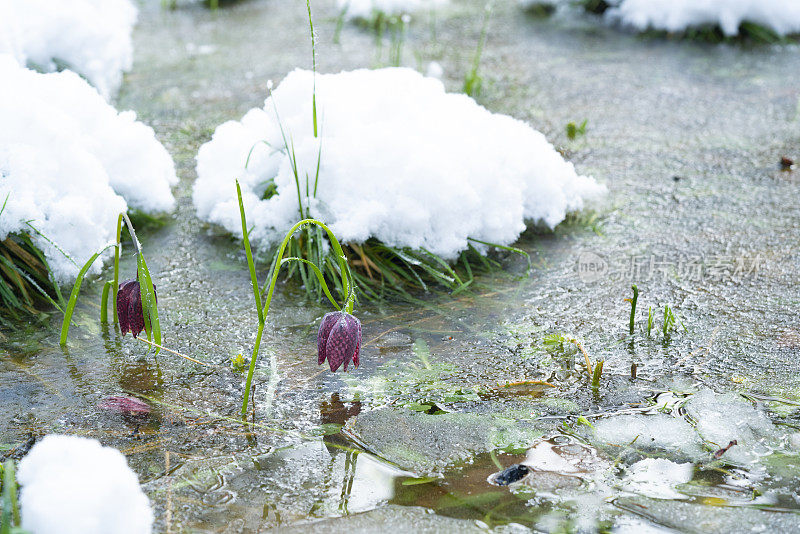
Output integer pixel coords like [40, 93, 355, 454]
[0, 0, 137, 99]
[0, 57, 176, 282]
[336, 0, 447, 21]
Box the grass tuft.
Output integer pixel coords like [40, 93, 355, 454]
[464, 3, 492, 98]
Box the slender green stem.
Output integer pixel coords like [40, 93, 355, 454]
[629, 284, 639, 335]
[112, 214, 122, 323]
[59, 244, 116, 346]
[306, 0, 318, 138]
[100, 280, 113, 322]
[240, 218, 354, 415]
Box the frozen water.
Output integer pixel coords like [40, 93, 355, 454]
[684, 389, 776, 465]
[621, 458, 693, 500]
[592, 414, 706, 460]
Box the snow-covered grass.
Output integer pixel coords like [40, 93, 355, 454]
[606, 0, 800, 40]
[194, 67, 604, 299]
[0, 57, 176, 317]
[17, 435, 153, 534]
[526, 0, 800, 42]
[337, 0, 447, 22]
[0, 0, 138, 99]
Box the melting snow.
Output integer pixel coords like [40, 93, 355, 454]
[0, 57, 177, 283]
[336, 0, 447, 20]
[0, 0, 137, 99]
[606, 0, 800, 37]
[17, 435, 153, 534]
[193, 68, 604, 259]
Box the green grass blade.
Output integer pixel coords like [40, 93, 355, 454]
[236, 180, 264, 324]
[112, 214, 123, 324]
[281, 257, 340, 310]
[136, 253, 161, 351]
[100, 280, 113, 323]
[59, 244, 115, 346]
[467, 237, 531, 273]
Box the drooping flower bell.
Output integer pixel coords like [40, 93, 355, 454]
[317, 311, 362, 372]
[117, 278, 156, 338]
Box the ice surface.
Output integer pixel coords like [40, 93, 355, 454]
[622, 458, 693, 500]
[0, 57, 177, 283]
[336, 0, 447, 21]
[194, 68, 605, 259]
[683, 389, 776, 465]
[0, 0, 137, 99]
[593, 414, 706, 460]
[17, 435, 153, 534]
[607, 0, 800, 37]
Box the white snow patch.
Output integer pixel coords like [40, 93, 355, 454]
[0, 57, 177, 283]
[193, 68, 605, 259]
[0, 0, 138, 99]
[607, 0, 800, 37]
[622, 458, 693, 500]
[593, 414, 705, 459]
[17, 435, 153, 534]
[337, 0, 447, 20]
[425, 61, 444, 79]
[684, 389, 776, 465]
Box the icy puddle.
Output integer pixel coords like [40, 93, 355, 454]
[3, 0, 800, 531]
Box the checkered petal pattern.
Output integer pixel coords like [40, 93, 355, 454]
[116, 278, 156, 338]
[317, 311, 362, 372]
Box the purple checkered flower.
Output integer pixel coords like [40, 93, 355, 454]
[317, 311, 362, 372]
[117, 278, 156, 338]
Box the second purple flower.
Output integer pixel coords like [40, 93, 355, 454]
[317, 311, 362, 372]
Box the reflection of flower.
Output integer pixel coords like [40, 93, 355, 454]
[317, 311, 362, 372]
[117, 279, 156, 338]
[99, 395, 151, 416]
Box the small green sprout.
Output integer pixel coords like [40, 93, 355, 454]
[646, 306, 654, 336]
[566, 119, 588, 140]
[663, 304, 676, 337]
[625, 284, 638, 335]
[230, 353, 247, 374]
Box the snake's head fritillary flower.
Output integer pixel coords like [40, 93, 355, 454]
[117, 279, 156, 338]
[317, 311, 362, 372]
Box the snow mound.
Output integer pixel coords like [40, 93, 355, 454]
[607, 0, 800, 37]
[0, 57, 177, 283]
[337, 0, 447, 20]
[194, 68, 604, 259]
[17, 435, 153, 534]
[0, 0, 137, 99]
